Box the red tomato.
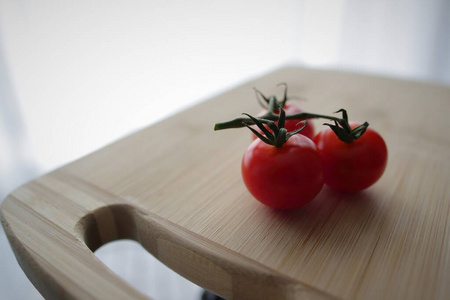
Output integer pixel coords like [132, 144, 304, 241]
[314, 122, 388, 192]
[241, 134, 324, 209]
[252, 103, 315, 140]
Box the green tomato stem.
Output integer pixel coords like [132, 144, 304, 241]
[213, 111, 342, 131]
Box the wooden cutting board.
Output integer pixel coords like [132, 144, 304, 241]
[2, 67, 450, 300]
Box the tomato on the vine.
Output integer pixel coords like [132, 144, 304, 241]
[314, 122, 387, 192]
[241, 110, 323, 209]
[242, 134, 323, 209]
[253, 103, 315, 140]
[214, 85, 388, 199]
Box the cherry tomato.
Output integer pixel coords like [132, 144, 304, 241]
[252, 103, 315, 140]
[241, 134, 324, 209]
[314, 122, 387, 192]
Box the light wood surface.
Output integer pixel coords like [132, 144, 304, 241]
[2, 67, 450, 300]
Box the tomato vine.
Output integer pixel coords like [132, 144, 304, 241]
[214, 94, 369, 144]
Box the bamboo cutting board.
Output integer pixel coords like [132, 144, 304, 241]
[2, 67, 450, 300]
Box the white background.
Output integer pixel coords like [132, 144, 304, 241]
[1, 1, 449, 299]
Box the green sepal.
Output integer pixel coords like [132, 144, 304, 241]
[242, 106, 307, 148]
[334, 109, 352, 133]
[351, 122, 369, 139]
[278, 106, 286, 129]
[253, 83, 300, 112]
[242, 113, 275, 141]
[277, 82, 288, 107]
[286, 121, 307, 139]
[253, 87, 269, 109]
[324, 113, 370, 143]
[244, 124, 274, 145]
[324, 122, 354, 143]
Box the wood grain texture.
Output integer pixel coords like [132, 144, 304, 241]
[1, 66, 450, 300]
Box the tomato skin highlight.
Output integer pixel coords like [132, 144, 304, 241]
[314, 122, 388, 192]
[252, 103, 315, 140]
[241, 134, 324, 209]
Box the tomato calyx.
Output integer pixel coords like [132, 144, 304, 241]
[243, 106, 307, 148]
[253, 82, 302, 111]
[323, 109, 369, 143]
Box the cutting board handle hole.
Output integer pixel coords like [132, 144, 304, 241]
[76, 204, 139, 252]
